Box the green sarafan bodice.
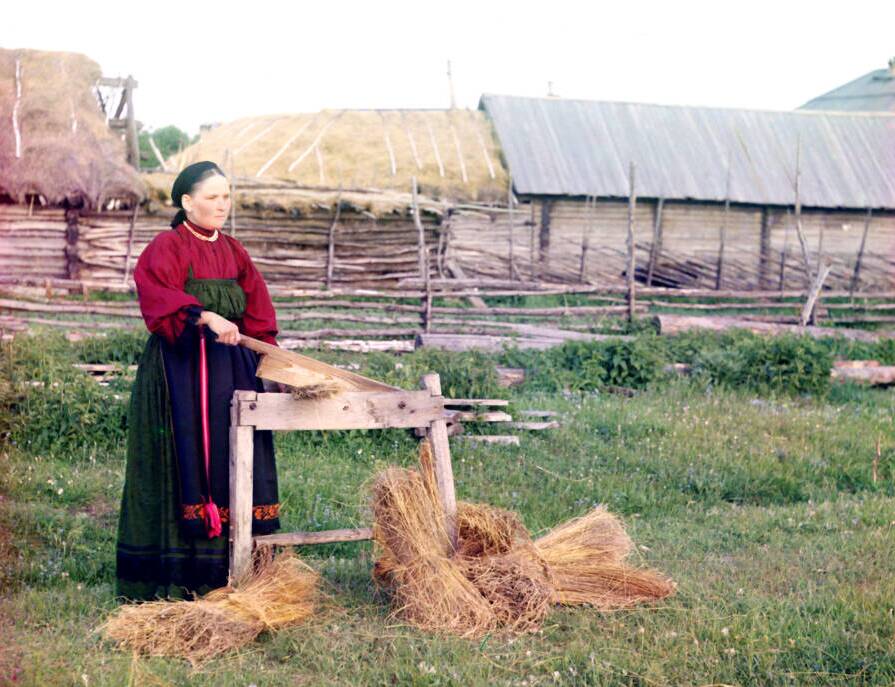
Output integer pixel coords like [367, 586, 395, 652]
[183, 266, 246, 320]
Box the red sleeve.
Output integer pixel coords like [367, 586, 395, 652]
[134, 233, 203, 344]
[231, 238, 279, 345]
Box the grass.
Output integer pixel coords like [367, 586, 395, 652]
[1, 330, 895, 685]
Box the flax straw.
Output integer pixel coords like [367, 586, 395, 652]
[370, 440, 674, 637]
[101, 551, 318, 666]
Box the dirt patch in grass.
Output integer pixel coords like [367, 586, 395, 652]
[71, 499, 116, 520]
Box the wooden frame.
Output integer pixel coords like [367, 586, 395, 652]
[228, 374, 456, 582]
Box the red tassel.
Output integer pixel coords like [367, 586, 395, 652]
[198, 325, 223, 539]
[204, 500, 223, 539]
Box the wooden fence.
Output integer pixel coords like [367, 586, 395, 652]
[3, 276, 894, 352]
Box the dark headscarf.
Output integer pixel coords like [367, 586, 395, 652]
[169, 161, 227, 228]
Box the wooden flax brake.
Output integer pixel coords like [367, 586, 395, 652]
[228, 336, 457, 583]
[238, 334, 397, 393]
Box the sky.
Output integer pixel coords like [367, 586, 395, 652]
[4, 0, 894, 136]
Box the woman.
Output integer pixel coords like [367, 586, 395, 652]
[116, 161, 281, 600]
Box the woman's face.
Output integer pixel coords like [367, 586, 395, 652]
[182, 173, 231, 229]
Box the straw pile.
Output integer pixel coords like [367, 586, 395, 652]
[0, 48, 144, 207]
[371, 441, 674, 637]
[101, 550, 319, 666]
[535, 508, 671, 608]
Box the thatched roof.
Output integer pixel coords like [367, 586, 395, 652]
[141, 172, 448, 220]
[167, 109, 507, 203]
[0, 48, 144, 208]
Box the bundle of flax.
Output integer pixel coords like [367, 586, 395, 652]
[371, 441, 674, 637]
[101, 550, 318, 666]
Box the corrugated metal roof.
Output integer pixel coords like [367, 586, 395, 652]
[479, 94, 895, 210]
[799, 68, 895, 112]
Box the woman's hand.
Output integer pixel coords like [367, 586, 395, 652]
[199, 310, 241, 346]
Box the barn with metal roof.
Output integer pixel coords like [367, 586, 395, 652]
[463, 94, 895, 290]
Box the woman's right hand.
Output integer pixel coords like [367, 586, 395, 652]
[199, 310, 241, 345]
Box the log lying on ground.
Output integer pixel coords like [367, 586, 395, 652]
[0, 314, 135, 331]
[658, 358, 895, 386]
[277, 337, 414, 353]
[831, 367, 895, 385]
[449, 410, 513, 423]
[831, 360, 895, 385]
[508, 421, 561, 431]
[319, 339, 416, 353]
[655, 314, 892, 343]
[431, 304, 638, 317]
[455, 435, 521, 446]
[416, 332, 632, 352]
[0, 297, 141, 318]
[833, 360, 880, 369]
[443, 399, 509, 407]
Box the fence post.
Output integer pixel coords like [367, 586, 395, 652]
[420, 373, 457, 550]
[626, 162, 637, 322]
[647, 197, 664, 287]
[849, 208, 873, 299]
[325, 186, 343, 289]
[229, 391, 256, 583]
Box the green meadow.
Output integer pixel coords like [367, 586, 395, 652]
[1, 327, 893, 686]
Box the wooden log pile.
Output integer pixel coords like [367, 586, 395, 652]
[0, 206, 69, 279]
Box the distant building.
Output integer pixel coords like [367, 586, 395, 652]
[799, 58, 895, 112]
[471, 94, 895, 290]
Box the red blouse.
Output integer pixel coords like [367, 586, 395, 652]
[134, 221, 279, 345]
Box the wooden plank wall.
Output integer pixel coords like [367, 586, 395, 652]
[450, 199, 895, 290]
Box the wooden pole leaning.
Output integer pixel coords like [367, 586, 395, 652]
[121, 204, 139, 286]
[228, 376, 455, 582]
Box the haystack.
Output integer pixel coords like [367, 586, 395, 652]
[371, 441, 674, 637]
[0, 48, 144, 208]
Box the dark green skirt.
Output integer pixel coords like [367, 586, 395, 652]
[115, 336, 230, 600]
